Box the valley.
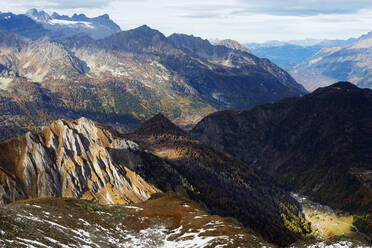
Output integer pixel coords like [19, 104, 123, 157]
[0, 5, 371, 248]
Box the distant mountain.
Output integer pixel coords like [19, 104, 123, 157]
[26, 8, 121, 39]
[247, 38, 356, 49]
[0, 9, 120, 41]
[246, 38, 358, 91]
[0, 12, 49, 40]
[290, 31, 372, 90]
[249, 44, 321, 71]
[0, 24, 306, 141]
[126, 114, 311, 246]
[191, 82, 372, 234]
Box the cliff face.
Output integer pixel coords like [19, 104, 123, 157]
[0, 118, 189, 205]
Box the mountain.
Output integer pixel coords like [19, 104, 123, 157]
[0, 24, 306, 141]
[0, 193, 274, 247]
[290, 31, 372, 90]
[125, 114, 311, 246]
[26, 8, 121, 40]
[191, 82, 372, 238]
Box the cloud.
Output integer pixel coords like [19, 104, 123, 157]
[235, 0, 372, 16]
[2, 0, 136, 10]
[167, 0, 372, 18]
[1, 0, 372, 43]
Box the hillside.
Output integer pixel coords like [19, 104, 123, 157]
[192, 82, 372, 219]
[126, 114, 311, 246]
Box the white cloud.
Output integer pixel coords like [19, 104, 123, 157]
[1, 0, 372, 43]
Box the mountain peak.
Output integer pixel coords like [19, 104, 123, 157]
[313, 81, 361, 95]
[131, 113, 186, 136]
[99, 14, 110, 19]
[218, 39, 251, 53]
[328, 81, 359, 90]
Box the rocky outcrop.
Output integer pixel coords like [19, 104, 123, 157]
[0, 118, 190, 205]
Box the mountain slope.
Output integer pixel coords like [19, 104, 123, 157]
[126, 114, 311, 246]
[191, 82, 372, 216]
[0, 193, 274, 248]
[0, 117, 195, 205]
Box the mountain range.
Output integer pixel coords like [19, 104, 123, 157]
[247, 32, 372, 91]
[290, 31, 372, 90]
[0, 10, 306, 142]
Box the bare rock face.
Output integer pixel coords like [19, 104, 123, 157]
[0, 118, 189, 205]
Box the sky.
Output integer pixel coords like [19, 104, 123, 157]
[1, 0, 372, 43]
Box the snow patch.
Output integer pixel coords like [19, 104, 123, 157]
[49, 19, 94, 29]
[0, 77, 13, 90]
